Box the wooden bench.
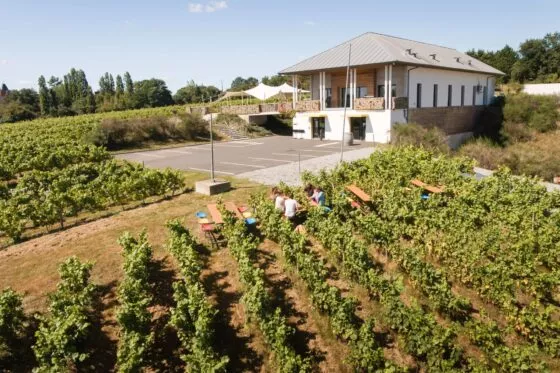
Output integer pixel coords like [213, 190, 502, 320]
[225, 201, 244, 219]
[410, 179, 444, 194]
[207, 204, 224, 224]
[346, 184, 371, 202]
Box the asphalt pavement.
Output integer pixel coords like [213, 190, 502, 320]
[116, 136, 369, 176]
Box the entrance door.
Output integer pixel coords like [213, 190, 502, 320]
[311, 117, 325, 139]
[350, 117, 366, 140]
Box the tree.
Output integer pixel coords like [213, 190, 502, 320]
[124, 72, 134, 95]
[116, 75, 124, 97]
[173, 81, 220, 104]
[0, 88, 40, 123]
[493, 45, 519, 83]
[130, 79, 174, 108]
[38, 75, 51, 116]
[261, 75, 289, 86]
[230, 76, 258, 91]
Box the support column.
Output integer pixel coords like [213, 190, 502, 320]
[351, 68, 357, 109]
[384, 65, 388, 109]
[292, 75, 296, 109]
[319, 72, 324, 110]
[388, 65, 393, 110]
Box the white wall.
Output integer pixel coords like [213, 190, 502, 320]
[292, 109, 392, 143]
[523, 83, 560, 95]
[407, 67, 495, 109]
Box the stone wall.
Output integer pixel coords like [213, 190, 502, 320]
[278, 102, 292, 113]
[354, 97, 384, 110]
[295, 100, 320, 112]
[187, 106, 209, 115]
[408, 106, 485, 135]
[259, 103, 279, 113]
[220, 105, 260, 115]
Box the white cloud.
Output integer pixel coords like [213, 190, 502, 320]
[188, 3, 204, 12]
[206, 1, 227, 12]
[188, 1, 228, 13]
[0, 59, 8, 65]
[304, 21, 316, 26]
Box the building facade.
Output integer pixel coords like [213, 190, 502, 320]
[280, 33, 503, 143]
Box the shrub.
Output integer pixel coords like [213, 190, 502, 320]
[89, 113, 210, 150]
[501, 122, 534, 144]
[529, 112, 557, 133]
[503, 94, 559, 133]
[459, 138, 506, 169]
[391, 122, 449, 153]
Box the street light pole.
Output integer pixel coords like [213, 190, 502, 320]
[210, 110, 215, 182]
[340, 43, 352, 162]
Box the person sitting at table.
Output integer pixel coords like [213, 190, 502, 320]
[303, 184, 314, 199]
[283, 192, 300, 224]
[311, 186, 326, 206]
[272, 188, 285, 212]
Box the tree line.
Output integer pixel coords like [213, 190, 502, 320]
[467, 32, 560, 84]
[0, 70, 292, 123]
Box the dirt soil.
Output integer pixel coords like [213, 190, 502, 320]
[258, 239, 350, 372]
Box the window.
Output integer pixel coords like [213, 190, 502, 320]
[416, 83, 422, 108]
[483, 86, 488, 105]
[325, 88, 332, 108]
[377, 84, 396, 98]
[356, 87, 368, 98]
[472, 86, 477, 105]
[340, 88, 351, 107]
[433, 84, 438, 107]
[447, 85, 453, 107]
[461, 85, 465, 106]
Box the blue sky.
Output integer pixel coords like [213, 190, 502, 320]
[1, 0, 558, 93]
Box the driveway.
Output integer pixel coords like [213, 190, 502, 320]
[116, 136, 369, 176]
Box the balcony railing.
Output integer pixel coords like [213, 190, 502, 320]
[353, 97, 409, 110]
[295, 100, 320, 112]
[220, 104, 261, 115]
[354, 97, 385, 110]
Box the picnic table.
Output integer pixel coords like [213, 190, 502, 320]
[346, 184, 371, 202]
[410, 179, 444, 194]
[225, 202, 244, 219]
[206, 204, 224, 224]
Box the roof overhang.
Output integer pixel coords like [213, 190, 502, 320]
[280, 61, 505, 76]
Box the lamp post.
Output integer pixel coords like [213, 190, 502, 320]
[210, 109, 215, 182]
[340, 43, 352, 162]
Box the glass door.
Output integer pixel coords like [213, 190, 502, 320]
[350, 117, 366, 140]
[340, 88, 351, 108]
[311, 117, 325, 139]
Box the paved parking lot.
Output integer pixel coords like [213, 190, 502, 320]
[116, 136, 369, 175]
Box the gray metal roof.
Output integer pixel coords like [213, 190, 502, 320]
[280, 32, 504, 76]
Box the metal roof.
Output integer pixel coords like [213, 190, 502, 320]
[280, 32, 504, 76]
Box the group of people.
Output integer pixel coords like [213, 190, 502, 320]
[303, 184, 326, 206]
[271, 184, 327, 224]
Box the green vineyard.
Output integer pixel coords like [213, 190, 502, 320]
[0, 106, 187, 243]
[1, 147, 559, 372]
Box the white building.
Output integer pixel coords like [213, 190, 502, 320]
[279, 32, 504, 143]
